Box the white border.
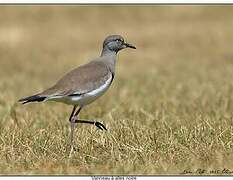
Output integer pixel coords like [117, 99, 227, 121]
[0, 0, 233, 4]
[0, 1, 232, 179]
[0, 176, 232, 180]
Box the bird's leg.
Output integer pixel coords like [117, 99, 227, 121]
[70, 107, 82, 142]
[69, 105, 76, 157]
[68, 106, 106, 157]
[74, 119, 107, 131]
[69, 105, 77, 122]
[70, 107, 106, 130]
[68, 105, 79, 157]
[74, 106, 83, 117]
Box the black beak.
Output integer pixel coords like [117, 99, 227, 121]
[124, 42, 136, 49]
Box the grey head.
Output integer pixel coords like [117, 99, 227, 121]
[101, 35, 136, 56]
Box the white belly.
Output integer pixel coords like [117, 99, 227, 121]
[48, 75, 113, 106]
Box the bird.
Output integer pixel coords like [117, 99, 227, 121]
[19, 35, 136, 155]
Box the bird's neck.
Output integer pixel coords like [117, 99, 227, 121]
[100, 48, 117, 74]
[101, 47, 117, 57]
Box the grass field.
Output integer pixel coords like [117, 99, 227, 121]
[1, 5, 233, 175]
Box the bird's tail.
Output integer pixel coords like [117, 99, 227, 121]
[18, 94, 46, 104]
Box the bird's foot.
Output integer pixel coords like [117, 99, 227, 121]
[94, 121, 107, 131]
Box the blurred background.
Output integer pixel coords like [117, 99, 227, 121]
[1, 6, 233, 105]
[1, 6, 233, 174]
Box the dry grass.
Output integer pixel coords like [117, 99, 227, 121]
[1, 5, 233, 175]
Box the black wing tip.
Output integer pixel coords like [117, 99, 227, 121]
[18, 95, 46, 104]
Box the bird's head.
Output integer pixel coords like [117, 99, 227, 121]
[103, 35, 136, 53]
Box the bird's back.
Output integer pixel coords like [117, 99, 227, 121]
[40, 59, 113, 97]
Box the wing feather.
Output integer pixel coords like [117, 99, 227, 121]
[39, 60, 111, 98]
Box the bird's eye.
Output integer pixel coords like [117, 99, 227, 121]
[116, 39, 121, 42]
